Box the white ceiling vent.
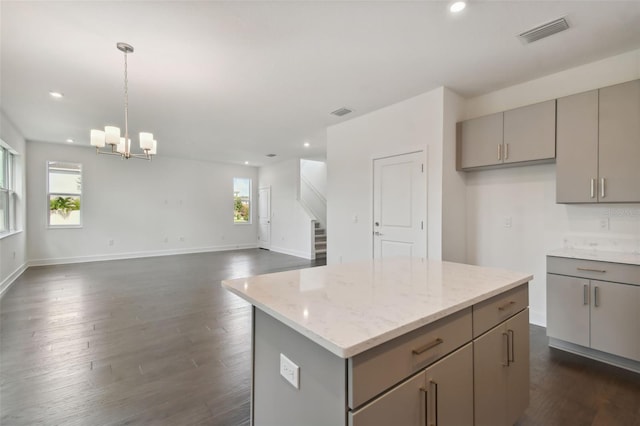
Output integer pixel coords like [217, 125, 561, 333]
[519, 17, 569, 44]
[330, 107, 353, 117]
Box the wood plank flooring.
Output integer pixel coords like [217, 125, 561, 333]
[1, 249, 639, 425]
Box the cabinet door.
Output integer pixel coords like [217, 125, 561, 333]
[458, 112, 504, 169]
[474, 325, 508, 426]
[599, 79, 640, 202]
[546, 274, 590, 347]
[349, 370, 424, 426]
[503, 100, 556, 164]
[556, 90, 599, 203]
[506, 309, 530, 426]
[423, 343, 473, 426]
[590, 280, 640, 361]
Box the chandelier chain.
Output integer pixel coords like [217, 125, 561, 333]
[123, 49, 130, 156]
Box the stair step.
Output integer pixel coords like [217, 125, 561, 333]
[315, 248, 327, 254]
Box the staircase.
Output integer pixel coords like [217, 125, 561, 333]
[314, 222, 327, 263]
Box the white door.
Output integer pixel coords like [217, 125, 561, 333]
[258, 187, 271, 249]
[373, 151, 426, 259]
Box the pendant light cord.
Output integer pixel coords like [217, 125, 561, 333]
[123, 49, 130, 156]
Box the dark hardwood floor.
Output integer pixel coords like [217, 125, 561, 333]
[1, 249, 638, 425]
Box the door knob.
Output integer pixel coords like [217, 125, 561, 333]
[374, 231, 384, 236]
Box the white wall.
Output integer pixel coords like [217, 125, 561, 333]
[463, 48, 640, 326]
[326, 86, 466, 264]
[0, 111, 28, 294]
[259, 158, 314, 259]
[26, 141, 259, 264]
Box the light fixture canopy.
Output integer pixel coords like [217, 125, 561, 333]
[450, 1, 466, 13]
[90, 42, 157, 160]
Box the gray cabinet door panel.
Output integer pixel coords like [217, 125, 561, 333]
[503, 100, 556, 164]
[423, 343, 474, 426]
[459, 112, 503, 169]
[349, 371, 424, 426]
[474, 325, 508, 426]
[506, 309, 530, 426]
[546, 274, 590, 347]
[599, 79, 640, 202]
[556, 90, 599, 203]
[590, 280, 640, 361]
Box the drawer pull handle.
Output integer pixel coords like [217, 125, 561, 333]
[498, 300, 516, 311]
[577, 267, 606, 273]
[412, 338, 443, 355]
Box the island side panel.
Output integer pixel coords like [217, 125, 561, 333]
[253, 307, 347, 426]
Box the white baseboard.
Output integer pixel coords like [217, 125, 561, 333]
[269, 245, 313, 260]
[28, 243, 259, 267]
[529, 309, 546, 327]
[0, 262, 28, 298]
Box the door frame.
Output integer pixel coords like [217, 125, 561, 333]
[258, 186, 271, 250]
[371, 149, 428, 259]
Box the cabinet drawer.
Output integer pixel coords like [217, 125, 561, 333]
[473, 284, 528, 338]
[547, 256, 640, 286]
[348, 307, 472, 409]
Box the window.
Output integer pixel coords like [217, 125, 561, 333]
[233, 177, 251, 224]
[0, 145, 17, 236]
[47, 161, 82, 227]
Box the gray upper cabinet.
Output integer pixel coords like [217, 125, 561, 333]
[556, 90, 599, 203]
[503, 100, 556, 164]
[458, 112, 503, 169]
[598, 80, 640, 202]
[557, 79, 640, 203]
[457, 101, 556, 171]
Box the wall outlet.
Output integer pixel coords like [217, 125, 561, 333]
[504, 217, 512, 228]
[599, 218, 609, 230]
[179, 236, 185, 242]
[279, 353, 299, 389]
[108, 239, 114, 246]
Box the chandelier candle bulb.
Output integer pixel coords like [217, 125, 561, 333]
[90, 129, 106, 147]
[150, 140, 157, 155]
[117, 137, 130, 154]
[139, 132, 154, 150]
[105, 126, 120, 146]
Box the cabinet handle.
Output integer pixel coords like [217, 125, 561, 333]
[505, 143, 509, 160]
[577, 267, 606, 273]
[590, 178, 596, 199]
[497, 144, 502, 161]
[583, 284, 589, 305]
[420, 387, 428, 426]
[594, 286, 600, 307]
[601, 177, 605, 199]
[497, 300, 516, 311]
[429, 380, 439, 426]
[412, 338, 443, 355]
[508, 329, 515, 363]
[502, 332, 510, 367]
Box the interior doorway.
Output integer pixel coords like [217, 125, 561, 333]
[258, 187, 271, 249]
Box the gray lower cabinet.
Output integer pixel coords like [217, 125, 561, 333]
[349, 343, 473, 426]
[547, 256, 640, 366]
[556, 79, 640, 203]
[474, 309, 530, 426]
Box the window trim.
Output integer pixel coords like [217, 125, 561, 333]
[233, 177, 252, 225]
[0, 144, 17, 236]
[46, 161, 83, 229]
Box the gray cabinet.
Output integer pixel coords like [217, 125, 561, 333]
[457, 100, 556, 171]
[503, 100, 556, 164]
[349, 343, 473, 426]
[556, 80, 640, 203]
[474, 309, 530, 426]
[458, 112, 503, 169]
[547, 256, 640, 365]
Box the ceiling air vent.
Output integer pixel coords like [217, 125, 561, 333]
[330, 107, 353, 117]
[265, 154, 277, 158]
[519, 17, 569, 44]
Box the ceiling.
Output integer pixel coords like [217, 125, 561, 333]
[2, 1, 640, 166]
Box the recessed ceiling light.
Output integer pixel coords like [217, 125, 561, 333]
[244, 161, 249, 165]
[303, 142, 310, 148]
[66, 139, 74, 143]
[49, 91, 64, 99]
[450, 1, 466, 13]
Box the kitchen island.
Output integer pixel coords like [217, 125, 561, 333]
[222, 257, 532, 426]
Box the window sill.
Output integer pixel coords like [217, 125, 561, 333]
[47, 225, 83, 230]
[0, 229, 23, 241]
[233, 222, 252, 226]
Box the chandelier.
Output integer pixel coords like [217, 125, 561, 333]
[90, 42, 157, 160]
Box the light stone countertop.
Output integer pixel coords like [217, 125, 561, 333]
[222, 257, 532, 358]
[548, 248, 640, 266]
